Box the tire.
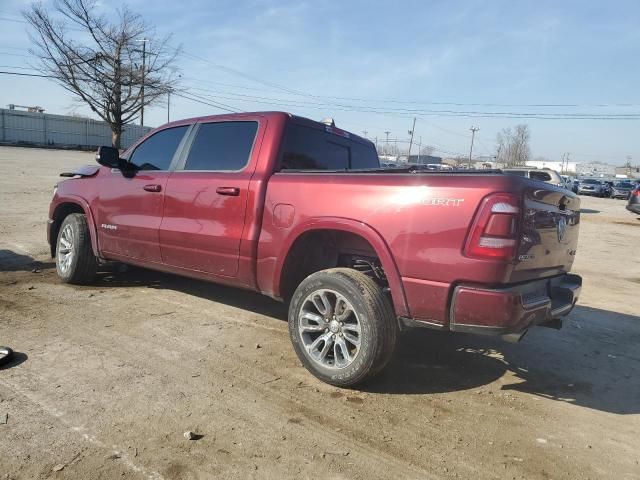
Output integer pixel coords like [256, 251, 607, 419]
[288, 268, 397, 387]
[0, 346, 13, 367]
[55, 213, 97, 284]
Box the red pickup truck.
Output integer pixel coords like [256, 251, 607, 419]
[48, 111, 582, 386]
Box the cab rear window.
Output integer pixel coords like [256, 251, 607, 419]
[279, 123, 379, 170]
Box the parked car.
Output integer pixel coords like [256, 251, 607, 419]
[571, 179, 580, 194]
[611, 181, 635, 199]
[627, 185, 640, 215]
[577, 179, 606, 197]
[48, 111, 582, 386]
[502, 167, 564, 188]
[561, 175, 575, 190]
[602, 181, 614, 198]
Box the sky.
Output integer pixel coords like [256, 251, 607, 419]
[0, 0, 639, 165]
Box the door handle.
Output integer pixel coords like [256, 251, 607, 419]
[143, 184, 162, 192]
[216, 187, 240, 196]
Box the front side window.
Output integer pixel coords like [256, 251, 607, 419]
[129, 126, 189, 171]
[183, 121, 258, 171]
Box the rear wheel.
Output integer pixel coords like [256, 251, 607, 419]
[288, 268, 397, 387]
[56, 213, 97, 284]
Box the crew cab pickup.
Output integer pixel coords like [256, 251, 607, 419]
[48, 112, 582, 386]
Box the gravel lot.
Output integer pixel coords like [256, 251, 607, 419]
[1, 146, 639, 480]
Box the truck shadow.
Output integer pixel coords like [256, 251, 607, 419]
[0, 250, 54, 272]
[91, 268, 639, 415]
[94, 267, 288, 320]
[365, 306, 640, 415]
[0, 351, 28, 371]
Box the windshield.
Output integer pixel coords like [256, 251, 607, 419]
[582, 179, 601, 184]
[614, 182, 633, 188]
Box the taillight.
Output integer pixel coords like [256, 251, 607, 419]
[634, 189, 640, 197]
[464, 193, 520, 261]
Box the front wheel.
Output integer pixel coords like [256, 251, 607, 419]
[288, 268, 397, 387]
[55, 213, 97, 284]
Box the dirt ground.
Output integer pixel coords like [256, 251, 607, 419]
[0, 146, 638, 480]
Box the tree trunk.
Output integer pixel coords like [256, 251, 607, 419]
[111, 126, 122, 149]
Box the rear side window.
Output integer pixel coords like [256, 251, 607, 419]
[129, 126, 188, 171]
[280, 124, 379, 170]
[184, 121, 258, 171]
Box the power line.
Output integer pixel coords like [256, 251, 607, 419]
[2, 44, 639, 118]
[171, 91, 238, 113]
[2, 67, 639, 121]
[3, 24, 639, 110]
[179, 82, 640, 120]
[0, 70, 52, 78]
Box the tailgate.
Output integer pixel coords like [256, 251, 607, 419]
[512, 186, 580, 282]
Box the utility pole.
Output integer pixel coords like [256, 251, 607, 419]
[468, 126, 479, 168]
[407, 117, 416, 160]
[417, 135, 422, 163]
[362, 130, 368, 138]
[384, 131, 390, 156]
[138, 38, 149, 126]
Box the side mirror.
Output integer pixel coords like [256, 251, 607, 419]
[96, 146, 122, 168]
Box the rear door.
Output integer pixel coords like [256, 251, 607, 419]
[96, 125, 190, 262]
[159, 120, 261, 276]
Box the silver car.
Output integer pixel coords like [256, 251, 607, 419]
[502, 168, 564, 188]
[577, 179, 605, 197]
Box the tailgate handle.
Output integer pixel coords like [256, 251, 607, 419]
[143, 184, 162, 192]
[216, 187, 240, 196]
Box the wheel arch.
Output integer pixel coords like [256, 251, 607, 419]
[274, 218, 408, 317]
[50, 196, 99, 258]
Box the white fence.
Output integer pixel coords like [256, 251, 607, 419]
[0, 108, 152, 149]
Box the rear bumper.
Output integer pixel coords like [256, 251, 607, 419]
[449, 273, 582, 336]
[626, 204, 640, 214]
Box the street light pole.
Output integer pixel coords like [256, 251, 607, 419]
[468, 126, 479, 168]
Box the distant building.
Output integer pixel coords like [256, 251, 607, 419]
[525, 160, 577, 174]
[614, 165, 640, 179]
[575, 162, 616, 177]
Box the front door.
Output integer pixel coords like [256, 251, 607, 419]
[96, 125, 190, 263]
[159, 120, 260, 276]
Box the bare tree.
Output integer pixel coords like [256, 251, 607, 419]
[495, 124, 531, 166]
[24, 0, 180, 148]
[420, 145, 436, 156]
